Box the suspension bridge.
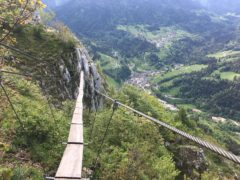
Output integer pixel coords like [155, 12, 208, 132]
[54, 70, 85, 180]
[0, 44, 240, 180]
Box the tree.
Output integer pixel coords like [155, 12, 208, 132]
[177, 108, 188, 123]
[176, 108, 196, 128]
[0, 0, 45, 57]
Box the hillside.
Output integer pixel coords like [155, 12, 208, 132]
[198, 0, 240, 14]
[1, 1, 240, 179]
[48, 0, 240, 121]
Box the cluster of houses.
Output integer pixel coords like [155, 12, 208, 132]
[126, 71, 179, 111]
[126, 71, 160, 91]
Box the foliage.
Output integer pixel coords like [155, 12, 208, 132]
[0, 166, 43, 180]
[0, 0, 45, 49]
[154, 60, 240, 120]
[97, 53, 131, 83]
[1, 0, 240, 179]
[84, 85, 240, 179]
[5, 24, 79, 103]
[0, 70, 72, 172]
[0, 168, 12, 180]
[0, 11, 79, 177]
[11, 166, 43, 180]
[84, 86, 180, 179]
[52, 21, 77, 46]
[39, 9, 55, 25]
[170, 68, 240, 119]
[49, 0, 240, 121]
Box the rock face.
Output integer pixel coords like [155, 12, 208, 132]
[39, 50, 80, 104]
[76, 47, 103, 111]
[174, 145, 207, 179]
[39, 45, 103, 110]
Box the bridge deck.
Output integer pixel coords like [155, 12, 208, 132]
[55, 71, 84, 180]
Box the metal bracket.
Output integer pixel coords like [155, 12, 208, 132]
[113, 100, 118, 111]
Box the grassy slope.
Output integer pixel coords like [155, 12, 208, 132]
[83, 86, 240, 179]
[116, 25, 200, 71]
[153, 64, 207, 83]
[0, 67, 72, 179]
[1, 21, 238, 180]
[0, 25, 76, 179]
[98, 53, 121, 70]
[117, 25, 197, 48]
[208, 50, 240, 59]
[208, 50, 240, 80]
[211, 70, 240, 81]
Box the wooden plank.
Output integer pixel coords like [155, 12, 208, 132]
[68, 124, 84, 143]
[72, 113, 83, 124]
[75, 102, 83, 108]
[55, 144, 83, 179]
[55, 71, 85, 179]
[74, 107, 83, 115]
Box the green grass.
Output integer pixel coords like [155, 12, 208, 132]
[154, 64, 207, 82]
[208, 50, 240, 59]
[178, 103, 196, 110]
[98, 53, 121, 70]
[155, 48, 170, 60]
[220, 72, 240, 80]
[1, 66, 72, 174]
[105, 75, 121, 88]
[161, 79, 175, 88]
[167, 87, 181, 96]
[153, 64, 207, 100]
[211, 70, 240, 81]
[117, 25, 198, 48]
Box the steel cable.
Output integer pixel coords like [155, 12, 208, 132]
[93, 100, 118, 169]
[95, 89, 240, 165]
[0, 79, 25, 131]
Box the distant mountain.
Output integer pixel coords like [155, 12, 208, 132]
[48, 0, 240, 120]
[197, 0, 240, 14]
[53, 0, 206, 36]
[51, 0, 240, 16]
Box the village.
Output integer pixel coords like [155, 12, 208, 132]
[126, 70, 240, 128]
[126, 70, 179, 111]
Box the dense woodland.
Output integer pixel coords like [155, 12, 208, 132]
[155, 59, 240, 119]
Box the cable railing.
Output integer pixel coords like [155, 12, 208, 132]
[94, 89, 240, 165]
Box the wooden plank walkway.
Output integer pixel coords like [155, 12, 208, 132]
[55, 71, 85, 180]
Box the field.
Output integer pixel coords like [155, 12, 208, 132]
[152, 64, 207, 83]
[208, 50, 240, 64]
[98, 53, 121, 70]
[208, 50, 240, 59]
[220, 72, 240, 80]
[211, 70, 240, 81]
[117, 25, 198, 48]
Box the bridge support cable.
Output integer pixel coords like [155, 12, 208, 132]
[0, 42, 41, 62]
[0, 70, 61, 79]
[0, 70, 58, 127]
[93, 100, 118, 169]
[0, 70, 32, 77]
[0, 76, 25, 131]
[94, 89, 240, 165]
[89, 111, 97, 141]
